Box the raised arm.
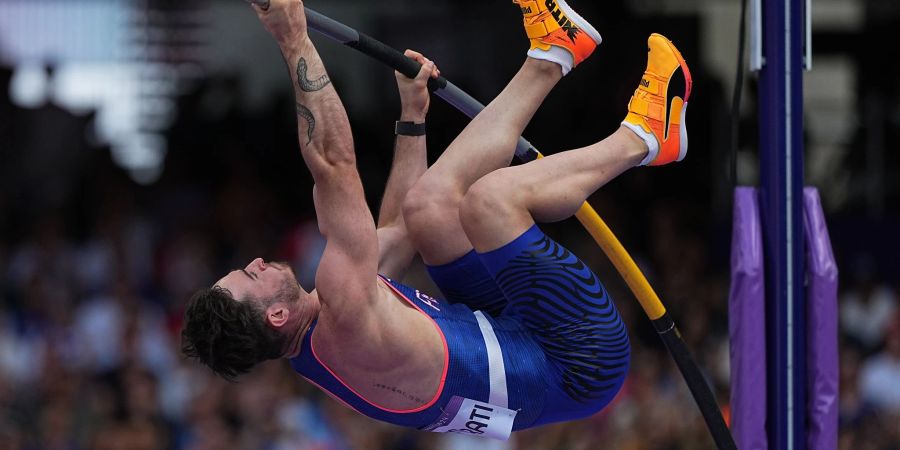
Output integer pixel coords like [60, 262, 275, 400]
[376, 50, 439, 279]
[251, 0, 378, 322]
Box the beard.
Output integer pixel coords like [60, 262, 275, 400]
[274, 273, 302, 305]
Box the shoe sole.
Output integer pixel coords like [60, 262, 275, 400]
[556, 0, 603, 45]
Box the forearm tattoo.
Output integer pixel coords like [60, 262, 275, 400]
[296, 58, 331, 92]
[296, 102, 316, 144]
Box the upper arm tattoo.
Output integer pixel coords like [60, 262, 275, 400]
[296, 102, 315, 145]
[293, 57, 330, 145]
[296, 57, 332, 92]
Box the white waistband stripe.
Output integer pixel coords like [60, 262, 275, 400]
[474, 311, 508, 408]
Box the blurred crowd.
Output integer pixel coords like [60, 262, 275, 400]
[1, 33, 899, 449]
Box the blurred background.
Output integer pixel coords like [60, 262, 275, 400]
[1, 0, 898, 449]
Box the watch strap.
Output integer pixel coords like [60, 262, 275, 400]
[395, 121, 427, 136]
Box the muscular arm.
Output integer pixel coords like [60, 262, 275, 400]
[261, 3, 378, 325]
[376, 51, 438, 279]
[376, 133, 426, 279]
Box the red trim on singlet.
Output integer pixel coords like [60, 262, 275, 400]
[301, 375, 365, 415]
[308, 276, 450, 414]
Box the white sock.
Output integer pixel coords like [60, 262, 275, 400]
[527, 46, 574, 76]
[621, 121, 660, 166]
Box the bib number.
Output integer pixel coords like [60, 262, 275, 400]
[422, 396, 517, 440]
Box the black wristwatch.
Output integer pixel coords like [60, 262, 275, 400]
[395, 121, 427, 136]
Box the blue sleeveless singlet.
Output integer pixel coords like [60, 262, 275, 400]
[289, 276, 556, 437]
[290, 225, 630, 438]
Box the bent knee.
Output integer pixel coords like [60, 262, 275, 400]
[459, 172, 528, 229]
[402, 179, 465, 227]
[460, 178, 505, 225]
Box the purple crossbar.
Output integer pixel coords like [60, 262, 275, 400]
[729, 187, 767, 450]
[803, 188, 839, 450]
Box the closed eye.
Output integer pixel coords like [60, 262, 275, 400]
[240, 269, 258, 280]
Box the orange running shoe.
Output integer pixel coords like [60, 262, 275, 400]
[622, 34, 693, 166]
[513, 0, 602, 75]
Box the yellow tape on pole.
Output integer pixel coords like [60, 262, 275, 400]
[574, 204, 667, 320]
[530, 154, 667, 320]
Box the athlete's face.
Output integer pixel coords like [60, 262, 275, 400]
[215, 258, 303, 308]
[215, 258, 316, 358]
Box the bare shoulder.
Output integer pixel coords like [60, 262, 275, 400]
[313, 286, 398, 372]
[315, 275, 386, 333]
[310, 279, 447, 410]
[313, 278, 442, 372]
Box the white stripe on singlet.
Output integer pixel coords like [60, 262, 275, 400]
[474, 310, 508, 408]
